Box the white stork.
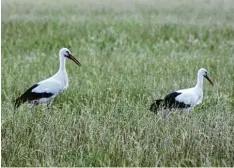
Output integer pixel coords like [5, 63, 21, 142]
[14, 48, 81, 108]
[150, 68, 213, 113]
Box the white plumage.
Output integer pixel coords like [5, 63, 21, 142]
[150, 68, 213, 112]
[14, 48, 81, 108]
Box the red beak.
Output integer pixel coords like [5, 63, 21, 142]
[68, 55, 81, 66]
[204, 75, 213, 85]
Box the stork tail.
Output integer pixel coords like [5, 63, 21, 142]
[13, 97, 25, 108]
[150, 99, 164, 113]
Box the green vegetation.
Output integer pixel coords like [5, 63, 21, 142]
[2, 0, 234, 166]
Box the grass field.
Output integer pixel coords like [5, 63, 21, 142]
[1, 0, 234, 166]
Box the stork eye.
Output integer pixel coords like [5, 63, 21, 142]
[65, 51, 71, 57]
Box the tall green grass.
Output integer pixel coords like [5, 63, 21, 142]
[2, 0, 234, 166]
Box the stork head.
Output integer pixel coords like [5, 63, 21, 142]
[59, 48, 81, 66]
[198, 68, 213, 85]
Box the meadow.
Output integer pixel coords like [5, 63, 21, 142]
[1, 0, 234, 166]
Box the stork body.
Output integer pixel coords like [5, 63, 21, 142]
[14, 48, 81, 108]
[150, 68, 213, 113]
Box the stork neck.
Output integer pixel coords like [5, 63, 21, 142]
[59, 55, 66, 71]
[195, 72, 204, 89]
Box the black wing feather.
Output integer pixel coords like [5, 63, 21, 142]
[14, 84, 53, 108]
[149, 99, 164, 113]
[164, 92, 191, 109]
